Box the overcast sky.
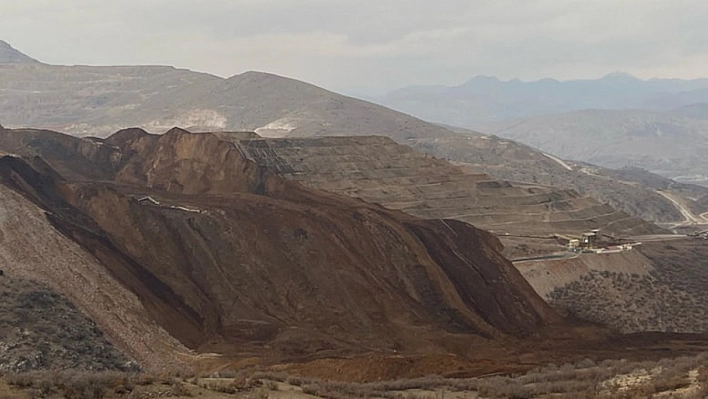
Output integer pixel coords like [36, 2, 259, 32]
[2, 0, 708, 95]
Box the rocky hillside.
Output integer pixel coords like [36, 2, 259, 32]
[0, 125, 561, 374]
[0, 41, 40, 64]
[0, 277, 134, 373]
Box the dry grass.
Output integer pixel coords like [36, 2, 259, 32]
[0, 277, 136, 374]
[270, 353, 708, 398]
[2, 353, 707, 398]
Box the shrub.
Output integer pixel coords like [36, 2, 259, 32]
[169, 381, 192, 397]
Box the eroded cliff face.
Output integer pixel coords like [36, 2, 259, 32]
[0, 127, 559, 370]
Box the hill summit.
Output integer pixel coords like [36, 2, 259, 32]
[0, 40, 41, 64]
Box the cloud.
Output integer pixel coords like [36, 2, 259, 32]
[1, 0, 708, 93]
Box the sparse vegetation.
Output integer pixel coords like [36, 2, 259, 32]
[548, 240, 708, 333]
[0, 277, 137, 373]
[4, 370, 132, 399]
[1, 353, 707, 398]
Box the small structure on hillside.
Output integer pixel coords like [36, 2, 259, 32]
[580, 232, 598, 249]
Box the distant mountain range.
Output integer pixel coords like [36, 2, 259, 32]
[376, 72, 708, 127]
[483, 109, 708, 186]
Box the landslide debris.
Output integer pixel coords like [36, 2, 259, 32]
[0, 126, 559, 371]
[0, 158, 194, 373]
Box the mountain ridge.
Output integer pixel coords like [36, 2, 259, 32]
[0, 43, 701, 225]
[0, 40, 41, 64]
[376, 73, 708, 128]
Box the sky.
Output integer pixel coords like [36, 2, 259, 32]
[2, 0, 708, 95]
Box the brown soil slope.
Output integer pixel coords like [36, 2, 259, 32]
[0, 126, 558, 370]
[233, 135, 663, 257]
[0, 157, 194, 372]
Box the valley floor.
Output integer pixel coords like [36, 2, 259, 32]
[2, 353, 708, 399]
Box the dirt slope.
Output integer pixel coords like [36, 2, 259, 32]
[0, 126, 559, 372]
[0, 167, 193, 371]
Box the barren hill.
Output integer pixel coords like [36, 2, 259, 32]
[517, 238, 708, 335]
[0, 58, 448, 140]
[0, 125, 562, 374]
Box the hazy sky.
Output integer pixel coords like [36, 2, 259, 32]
[2, 0, 708, 94]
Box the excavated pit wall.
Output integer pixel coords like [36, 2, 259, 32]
[234, 136, 663, 259]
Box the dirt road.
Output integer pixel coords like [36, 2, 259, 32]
[656, 190, 708, 226]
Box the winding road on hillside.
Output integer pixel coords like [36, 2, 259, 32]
[542, 153, 573, 171]
[512, 251, 580, 263]
[656, 190, 708, 226]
